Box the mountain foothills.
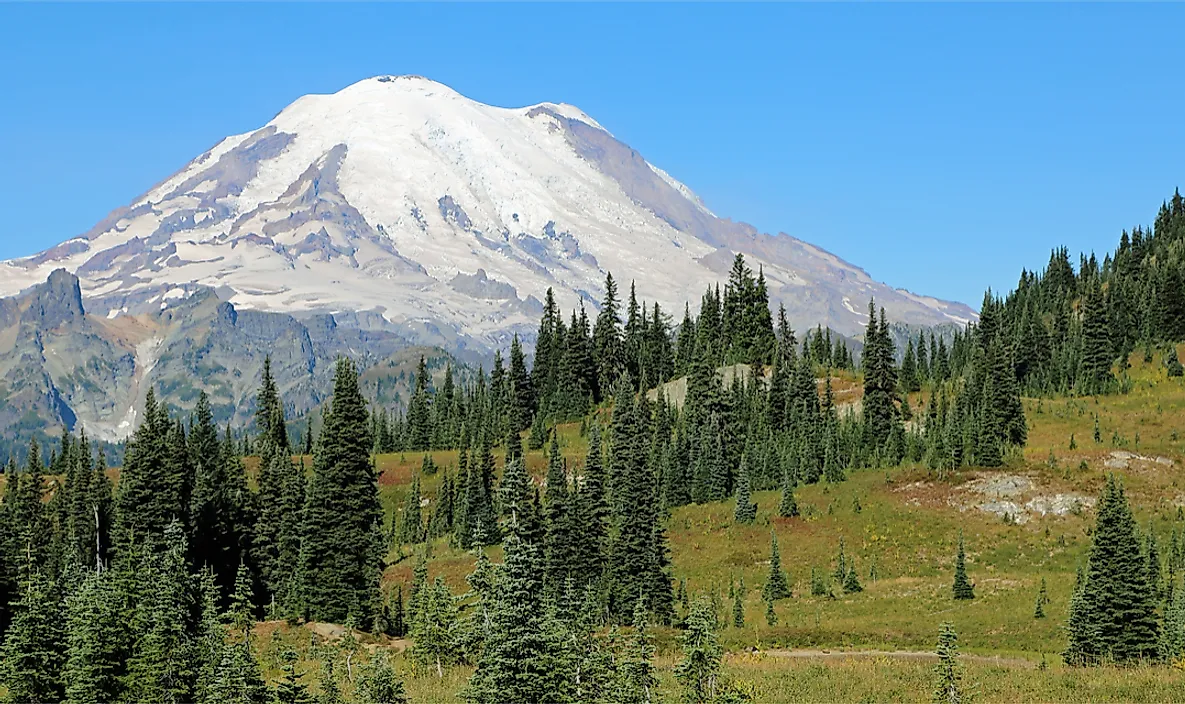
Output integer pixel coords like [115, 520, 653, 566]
[0, 75, 974, 354]
[0, 266, 453, 458]
[2, 190, 1185, 701]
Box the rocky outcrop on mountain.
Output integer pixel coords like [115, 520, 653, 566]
[0, 75, 975, 356]
[0, 270, 449, 457]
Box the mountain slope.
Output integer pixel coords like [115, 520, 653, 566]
[0, 76, 974, 351]
[0, 270, 455, 457]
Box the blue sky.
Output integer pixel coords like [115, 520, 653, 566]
[1, 3, 1182, 307]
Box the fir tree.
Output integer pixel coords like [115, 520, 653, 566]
[1168, 347, 1185, 378]
[731, 586, 745, 628]
[762, 533, 792, 601]
[124, 521, 198, 704]
[464, 532, 571, 704]
[406, 356, 434, 451]
[357, 656, 409, 704]
[674, 599, 722, 704]
[273, 647, 316, 704]
[297, 358, 383, 626]
[395, 474, 425, 546]
[616, 595, 658, 704]
[843, 562, 863, 594]
[594, 273, 624, 400]
[411, 577, 460, 678]
[933, 622, 966, 704]
[777, 469, 799, 518]
[2, 571, 65, 704]
[63, 570, 126, 703]
[733, 461, 756, 524]
[1064, 474, 1159, 665]
[952, 530, 975, 600]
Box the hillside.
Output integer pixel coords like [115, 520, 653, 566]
[357, 345, 1185, 701]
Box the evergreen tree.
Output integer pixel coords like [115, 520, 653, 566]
[572, 424, 609, 588]
[63, 570, 126, 704]
[593, 273, 624, 400]
[1064, 474, 1159, 664]
[190, 391, 253, 605]
[731, 586, 744, 628]
[1080, 282, 1114, 393]
[615, 595, 658, 704]
[862, 300, 900, 450]
[543, 434, 573, 593]
[357, 656, 409, 704]
[124, 521, 198, 703]
[933, 622, 966, 704]
[1160, 585, 1185, 663]
[396, 474, 425, 546]
[273, 647, 316, 704]
[843, 562, 863, 594]
[297, 358, 384, 626]
[777, 469, 799, 518]
[2, 571, 65, 704]
[732, 461, 756, 524]
[464, 532, 572, 704]
[952, 530, 975, 600]
[1168, 347, 1185, 378]
[673, 599, 722, 704]
[406, 356, 434, 451]
[762, 533, 791, 601]
[608, 387, 674, 623]
[410, 577, 460, 678]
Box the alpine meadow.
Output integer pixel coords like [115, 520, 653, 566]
[3, 6, 1185, 701]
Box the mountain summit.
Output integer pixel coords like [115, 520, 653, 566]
[0, 75, 974, 349]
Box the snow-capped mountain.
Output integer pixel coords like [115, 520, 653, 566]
[0, 75, 975, 351]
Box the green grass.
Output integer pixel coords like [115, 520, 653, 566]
[354, 347, 1185, 700]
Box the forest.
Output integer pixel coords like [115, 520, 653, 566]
[1, 190, 1184, 702]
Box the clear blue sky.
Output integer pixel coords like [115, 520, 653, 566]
[1, 3, 1183, 307]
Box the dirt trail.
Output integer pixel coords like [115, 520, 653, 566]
[752, 649, 1036, 669]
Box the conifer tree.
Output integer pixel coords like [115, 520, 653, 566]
[357, 656, 409, 704]
[273, 647, 316, 704]
[63, 570, 126, 703]
[1168, 347, 1185, 378]
[843, 562, 863, 594]
[594, 273, 624, 400]
[543, 434, 572, 593]
[1080, 282, 1114, 393]
[952, 531, 975, 600]
[608, 387, 674, 623]
[508, 335, 535, 433]
[2, 571, 65, 704]
[674, 599, 722, 704]
[933, 622, 966, 704]
[777, 469, 799, 518]
[731, 586, 745, 628]
[733, 461, 756, 524]
[464, 532, 571, 704]
[862, 300, 900, 450]
[1160, 585, 1185, 663]
[616, 595, 658, 704]
[124, 521, 198, 703]
[297, 358, 383, 626]
[190, 391, 253, 605]
[407, 356, 433, 451]
[411, 577, 460, 678]
[571, 423, 609, 588]
[763, 533, 792, 601]
[396, 474, 425, 546]
[1064, 474, 1159, 664]
[114, 389, 182, 544]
